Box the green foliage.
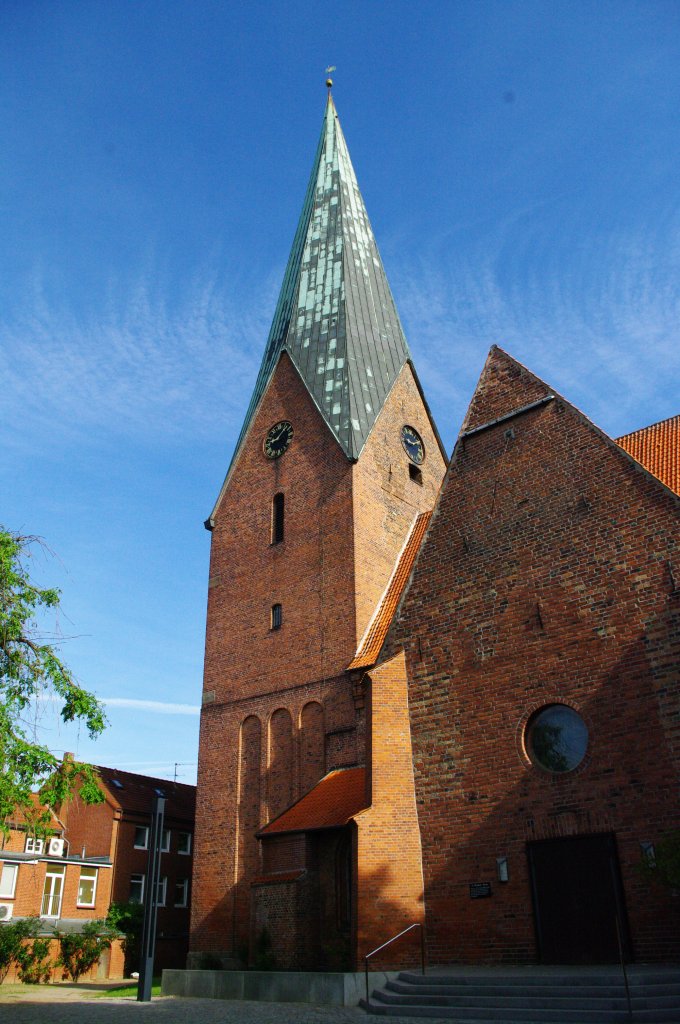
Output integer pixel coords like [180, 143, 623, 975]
[529, 723, 569, 773]
[0, 918, 37, 981]
[640, 830, 680, 890]
[10, 919, 53, 984]
[106, 901, 143, 975]
[56, 920, 112, 983]
[102, 978, 162, 998]
[0, 528, 106, 834]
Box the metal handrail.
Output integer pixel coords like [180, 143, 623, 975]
[364, 922, 425, 1004]
[615, 913, 633, 1022]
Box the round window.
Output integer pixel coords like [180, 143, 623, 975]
[525, 704, 588, 773]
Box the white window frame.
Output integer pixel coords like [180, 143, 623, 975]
[174, 878, 189, 908]
[25, 836, 44, 854]
[129, 873, 145, 904]
[0, 862, 18, 899]
[156, 876, 167, 907]
[133, 826, 149, 850]
[41, 865, 65, 918]
[77, 866, 98, 908]
[177, 832, 192, 856]
[160, 828, 171, 853]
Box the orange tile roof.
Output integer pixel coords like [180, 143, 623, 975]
[617, 413, 680, 497]
[348, 511, 432, 670]
[258, 767, 367, 836]
[4, 794, 61, 831]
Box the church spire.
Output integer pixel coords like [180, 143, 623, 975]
[236, 96, 412, 461]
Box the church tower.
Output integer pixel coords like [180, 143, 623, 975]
[190, 94, 446, 969]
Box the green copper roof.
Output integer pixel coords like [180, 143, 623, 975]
[238, 97, 412, 461]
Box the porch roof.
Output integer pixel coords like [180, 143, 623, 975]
[258, 766, 367, 837]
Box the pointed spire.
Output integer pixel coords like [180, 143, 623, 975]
[236, 97, 412, 461]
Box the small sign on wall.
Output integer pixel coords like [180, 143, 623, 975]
[469, 882, 492, 899]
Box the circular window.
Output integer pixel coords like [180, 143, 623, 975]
[525, 704, 588, 773]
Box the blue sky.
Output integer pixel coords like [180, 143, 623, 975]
[2, 1, 679, 785]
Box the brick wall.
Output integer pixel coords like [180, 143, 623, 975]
[354, 651, 426, 970]
[1, 936, 125, 984]
[383, 347, 680, 964]
[192, 352, 445, 965]
[58, 790, 117, 860]
[192, 673, 359, 959]
[353, 364, 447, 642]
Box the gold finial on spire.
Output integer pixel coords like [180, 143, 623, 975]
[325, 65, 336, 91]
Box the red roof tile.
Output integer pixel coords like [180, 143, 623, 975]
[617, 413, 680, 497]
[258, 767, 367, 836]
[348, 511, 432, 670]
[4, 794, 62, 832]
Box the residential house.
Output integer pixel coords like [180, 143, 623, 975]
[0, 795, 124, 981]
[58, 765, 196, 971]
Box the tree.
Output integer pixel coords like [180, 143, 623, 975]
[0, 918, 35, 982]
[9, 918, 53, 984]
[0, 527, 106, 834]
[56, 921, 112, 983]
[106, 901, 143, 976]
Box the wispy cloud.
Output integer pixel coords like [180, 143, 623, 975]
[392, 202, 680, 445]
[0, 259, 280, 450]
[101, 697, 200, 716]
[38, 693, 200, 716]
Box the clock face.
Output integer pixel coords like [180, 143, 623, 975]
[401, 424, 425, 465]
[264, 420, 293, 459]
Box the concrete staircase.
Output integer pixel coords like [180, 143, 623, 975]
[361, 965, 680, 1022]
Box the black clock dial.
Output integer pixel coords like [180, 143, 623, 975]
[401, 424, 425, 465]
[264, 420, 293, 459]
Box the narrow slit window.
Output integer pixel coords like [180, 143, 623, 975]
[271, 603, 282, 630]
[272, 492, 285, 544]
[409, 463, 423, 485]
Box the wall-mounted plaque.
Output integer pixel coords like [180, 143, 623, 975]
[469, 883, 492, 899]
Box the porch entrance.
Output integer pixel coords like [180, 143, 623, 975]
[527, 833, 630, 964]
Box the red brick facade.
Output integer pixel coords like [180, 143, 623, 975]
[382, 347, 680, 964]
[192, 336, 678, 970]
[0, 804, 124, 982]
[57, 767, 196, 972]
[190, 352, 445, 967]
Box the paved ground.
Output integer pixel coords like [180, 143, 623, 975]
[0, 982, 443, 1024]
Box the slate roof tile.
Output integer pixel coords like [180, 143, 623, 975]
[95, 766, 196, 822]
[225, 97, 411, 474]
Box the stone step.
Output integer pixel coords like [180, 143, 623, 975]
[378, 990, 628, 1009]
[363, 1000, 633, 1022]
[387, 980, 630, 998]
[364, 1006, 680, 1024]
[398, 970, 680, 989]
[362, 968, 680, 1021]
[379, 987, 680, 1010]
[386, 980, 680, 1004]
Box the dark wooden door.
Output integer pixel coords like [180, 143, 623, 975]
[527, 834, 630, 964]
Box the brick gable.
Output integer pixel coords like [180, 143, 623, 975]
[382, 346, 680, 964]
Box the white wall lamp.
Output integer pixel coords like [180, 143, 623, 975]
[496, 856, 509, 883]
[640, 842, 656, 867]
